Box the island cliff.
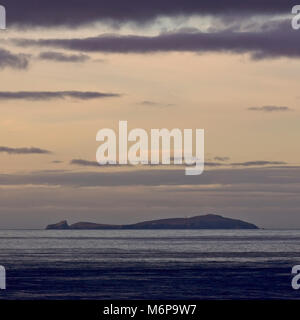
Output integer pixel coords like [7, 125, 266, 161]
[46, 214, 258, 230]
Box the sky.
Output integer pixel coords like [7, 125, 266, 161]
[0, 1, 300, 228]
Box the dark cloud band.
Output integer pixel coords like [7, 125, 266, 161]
[14, 23, 300, 59]
[70, 158, 286, 169]
[0, 91, 121, 101]
[70, 159, 226, 168]
[1, 0, 293, 28]
[71, 159, 102, 167]
[0, 146, 51, 154]
[231, 161, 287, 167]
[38, 51, 90, 63]
[248, 106, 292, 112]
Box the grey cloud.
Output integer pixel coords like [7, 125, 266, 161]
[0, 91, 121, 101]
[1, 0, 293, 28]
[231, 161, 287, 167]
[71, 159, 101, 167]
[139, 101, 175, 108]
[38, 51, 90, 63]
[203, 162, 224, 167]
[70, 159, 131, 167]
[70, 158, 144, 168]
[214, 156, 230, 162]
[248, 106, 293, 112]
[70, 158, 285, 169]
[71, 159, 223, 168]
[72, 156, 225, 168]
[13, 23, 300, 59]
[0, 146, 51, 155]
[140, 101, 159, 106]
[0, 48, 30, 69]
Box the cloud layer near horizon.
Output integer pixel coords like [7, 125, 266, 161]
[70, 158, 287, 168]
[0, 166, 296, 188]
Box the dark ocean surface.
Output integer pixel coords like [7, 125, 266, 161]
[0, 229, 299, 300]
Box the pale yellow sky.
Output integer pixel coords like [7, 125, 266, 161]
[0, 50, 299, 173]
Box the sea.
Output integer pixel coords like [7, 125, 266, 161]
[0, 229, 299, 300]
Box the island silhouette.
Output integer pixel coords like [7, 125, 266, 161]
[46, 214, 258, 230]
